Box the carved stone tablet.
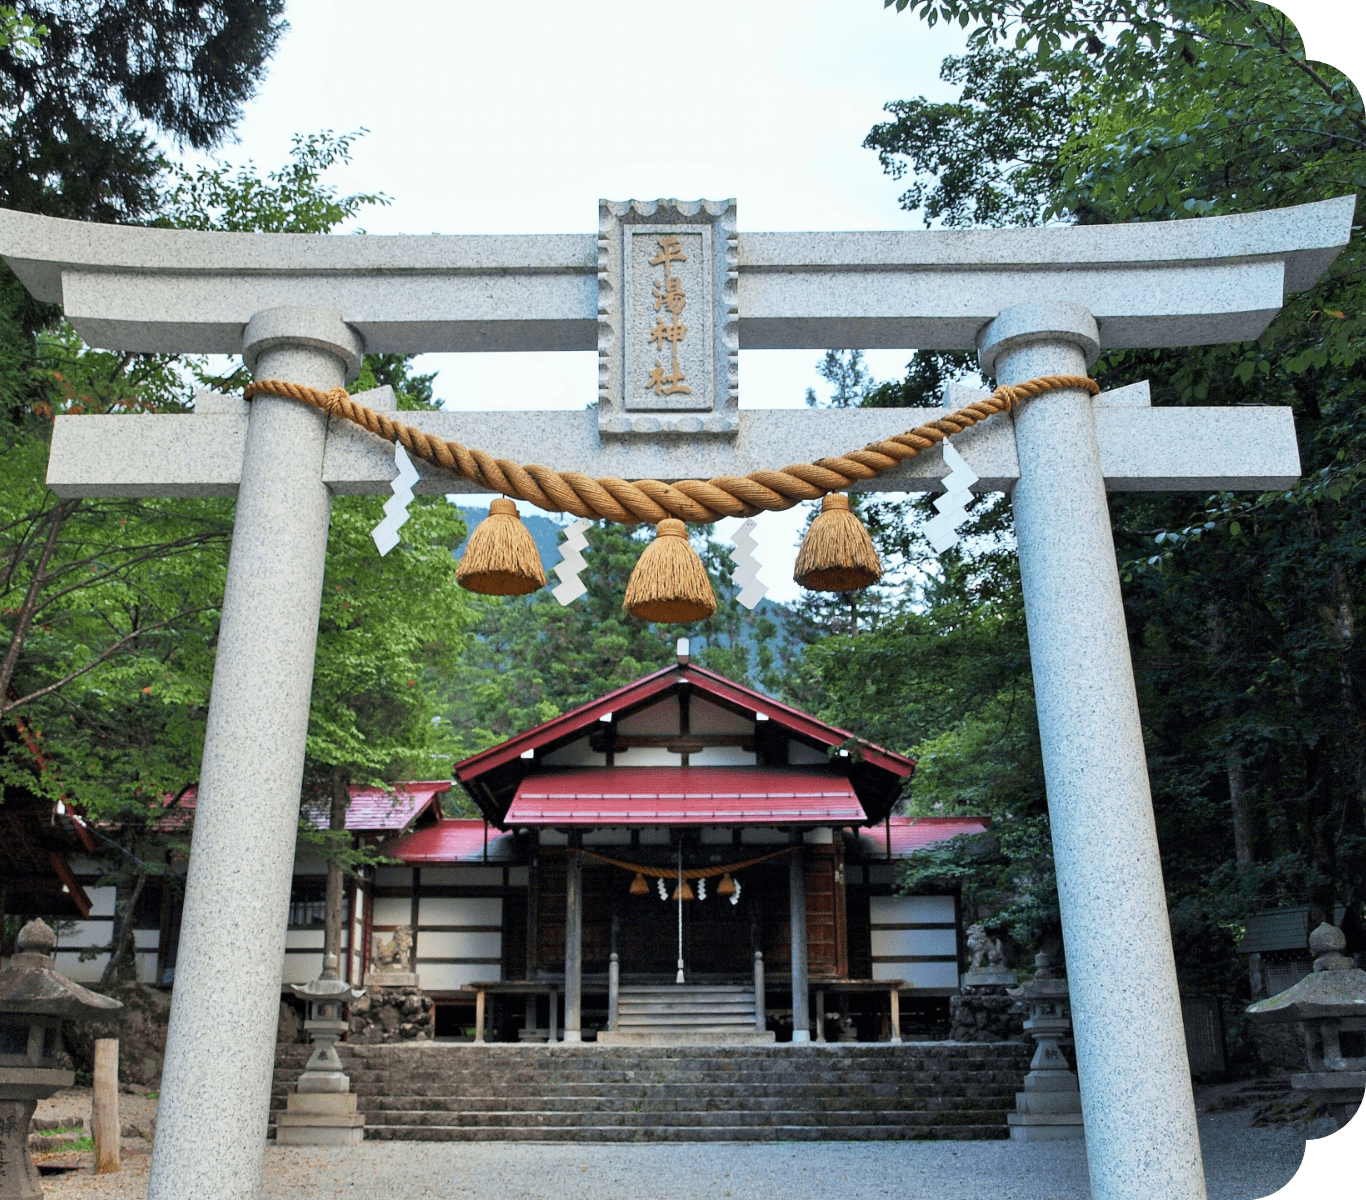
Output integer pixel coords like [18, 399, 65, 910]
[598, 198, 738, 436]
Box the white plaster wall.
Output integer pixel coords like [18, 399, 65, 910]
[418, 931, 502, 959]
[689, 746, 756, 766]
[870, 896, 955, 924]
[541, 738, 606, 767]
[870, 928, 958, 958]
[787, 741, 829, 765]
[282, 953, 324, 984]
[371, 897, 412, 926]
[86, 886, 117, 917]
[419, 867, 503, 886]
[419, 897, 502, 925]
[613, 747, 677, 766]
[418, 962, 495, 990]
[285, 929, 325, 949]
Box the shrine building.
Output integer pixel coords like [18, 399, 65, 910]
[39, 651, 986, 1044]
[351, 649, 986, 1043]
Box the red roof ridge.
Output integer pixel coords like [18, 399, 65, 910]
[454, 662, 915, 782]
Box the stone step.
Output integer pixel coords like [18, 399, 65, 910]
[616, 1015, 757, 1027]
[355, 1107, 1009, 1129]
[316, 1076, 1027, 1093]
[349, 1094, 1016, 1115]
[271, 1041, 1029, 1143]
[359, 1123, 1010, 1142]
[617, 1001, 756, 1013]
[341, 1087, 1027, 1104]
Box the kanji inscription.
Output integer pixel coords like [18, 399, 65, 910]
[597, 198, 738, 436]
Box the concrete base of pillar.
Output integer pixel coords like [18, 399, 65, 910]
[276, 1092, 364, 1146]
[791, 1030, 811, 1044]
[562, 1030, 582, 1043]
[1008, 1117, 1086, 1141]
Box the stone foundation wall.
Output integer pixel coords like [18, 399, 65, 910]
[346, 986, 434, 1044]
[948, 989, 1026, 1043]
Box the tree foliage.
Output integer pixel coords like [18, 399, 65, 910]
[835, 0, 1366, 982]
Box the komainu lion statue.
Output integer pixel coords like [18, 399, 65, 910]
[966, 923, 1006, 971]
[371, 925, 413, 972]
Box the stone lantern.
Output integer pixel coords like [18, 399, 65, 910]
[1006, 952, 1084, 1141]
[1246, 922, 1366, 1128]
[276, 954, 366, 1146]
[0, 918, 121, 1200]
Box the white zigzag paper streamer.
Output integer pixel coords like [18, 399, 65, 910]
[371, 443, 420, 556]
[731, 518, 767, 610]
[923, 440, 980, 555]
[551, 518, 592, 605]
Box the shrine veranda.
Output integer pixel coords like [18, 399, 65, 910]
[0, 194, 1355, 1200]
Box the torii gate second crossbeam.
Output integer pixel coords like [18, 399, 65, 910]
[1, 194, 1354, 1200]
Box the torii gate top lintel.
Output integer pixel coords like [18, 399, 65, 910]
[0, 193, 1353, 360]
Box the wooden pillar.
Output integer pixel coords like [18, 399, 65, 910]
[548, 987, 558, 1043]
[815, 990, 826, 1043]
[525, 994, 538, 1037]
[93, 1038, 119, 1174]
[564, 845, 583, 1042]
[474, 989, 486, 1044]
[889, 986, 902, 1045]
[789, 840, 810, 1043]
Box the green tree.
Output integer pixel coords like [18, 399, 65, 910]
[842, 0, 1366, 984]
[435, 520, 778, 755]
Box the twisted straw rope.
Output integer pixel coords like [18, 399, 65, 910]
[578, 844, 798, 880]
[243, 374, 1100, 525]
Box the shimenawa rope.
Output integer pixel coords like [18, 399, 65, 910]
[577, 843, 798, 880]
[242, 374, 1100, 526]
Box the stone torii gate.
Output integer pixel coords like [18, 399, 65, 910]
[0, 194, 1353, 1200]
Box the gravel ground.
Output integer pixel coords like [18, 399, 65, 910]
[35, 1109, 1337, 1200]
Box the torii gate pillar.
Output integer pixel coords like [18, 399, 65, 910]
[983, 302, 1203, 1197]
[150, 308, 359, 1200]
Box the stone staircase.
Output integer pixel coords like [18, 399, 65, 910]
[600, 984, 771, 1044]
[271, 1042, 1031, 1142]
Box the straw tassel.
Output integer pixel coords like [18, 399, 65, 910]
[456, 498, 547, 595]
[623, 518, 717, 623]
[793, 493, 882, 592]
[671, 880, 695, 902]
[716, 873, 736, 897]
[629, 872, 650, 896]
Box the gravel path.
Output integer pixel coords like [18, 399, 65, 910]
[37, 1110, 1335, 1200]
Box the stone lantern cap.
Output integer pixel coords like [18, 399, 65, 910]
[289, 954, 365, 1005]
[0, 919, 122, 1019]
[1246, 923, 1366, 1023]
[1008, 953, 1070, 1002]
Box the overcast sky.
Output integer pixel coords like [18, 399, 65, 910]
[202, 0, 1364, 603]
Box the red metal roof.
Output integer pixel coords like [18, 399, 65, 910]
[453, 663, 916, 783]
[858, 816, 991, 859]
[392, 819, 517, 863]
[505, 767, 867, 826]
[164, 780, 449, 834]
